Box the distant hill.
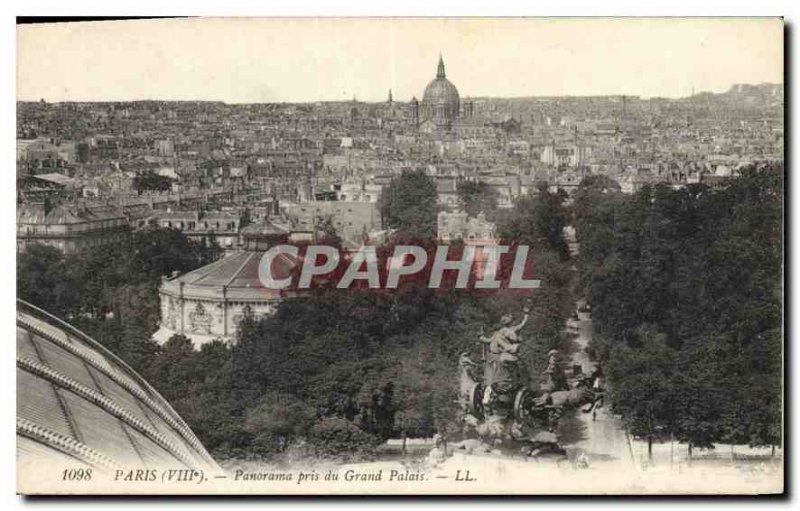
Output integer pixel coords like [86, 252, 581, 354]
[691, 83, 783, 107]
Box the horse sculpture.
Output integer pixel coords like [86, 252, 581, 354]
[543, 380, 604, 414]
[459, 337, 605, 446]
[453, 298, 609, 459]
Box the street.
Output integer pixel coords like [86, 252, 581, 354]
[559, 304, 636, 467]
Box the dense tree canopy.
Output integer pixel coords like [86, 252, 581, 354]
[378, 170, 438, 239]
[17, 228, 222, 372]
[576, 164, 783, 452]
[18, 244, 84, 319]
[497, 184, 571, 260]
[456, 180, 498, 220]
[133, 170, 175, 194]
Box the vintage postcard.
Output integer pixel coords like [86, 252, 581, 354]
[16, 17, 784, 495]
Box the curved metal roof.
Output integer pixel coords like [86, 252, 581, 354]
[17, 300, 219, 473]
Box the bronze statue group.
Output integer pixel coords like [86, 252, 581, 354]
[455, 303, 605, 459]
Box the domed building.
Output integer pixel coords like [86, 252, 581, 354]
[17, 300, 218, 485]
[420, 55, 461, 129]
[154, 220, 301, 348]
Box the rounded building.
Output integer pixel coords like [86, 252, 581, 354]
[155, 250, 296, 347]
[154, 221, 299, 348]
[17, 300, 218, 479]
[421, 55, 461, 129]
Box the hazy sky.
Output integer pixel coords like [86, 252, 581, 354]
[17, 18, 783, 103]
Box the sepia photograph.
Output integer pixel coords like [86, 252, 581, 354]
[14, 16, 784, 495]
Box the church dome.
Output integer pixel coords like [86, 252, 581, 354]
[423, 78, 460, 107]
[421, 55, 460, 127]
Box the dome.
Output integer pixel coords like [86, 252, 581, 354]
[17, 300, 218, 480]
[421, 55, 460, 127]
[422, 78, 460, 108]
[162, 250, 296, 302]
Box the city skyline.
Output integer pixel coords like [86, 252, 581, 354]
[17, 18, 783, 104]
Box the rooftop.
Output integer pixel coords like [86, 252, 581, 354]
[161, 250, 298, 301]
[17, 300, 217, 473]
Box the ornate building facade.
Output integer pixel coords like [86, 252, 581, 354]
[154, 222, 298, 348]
